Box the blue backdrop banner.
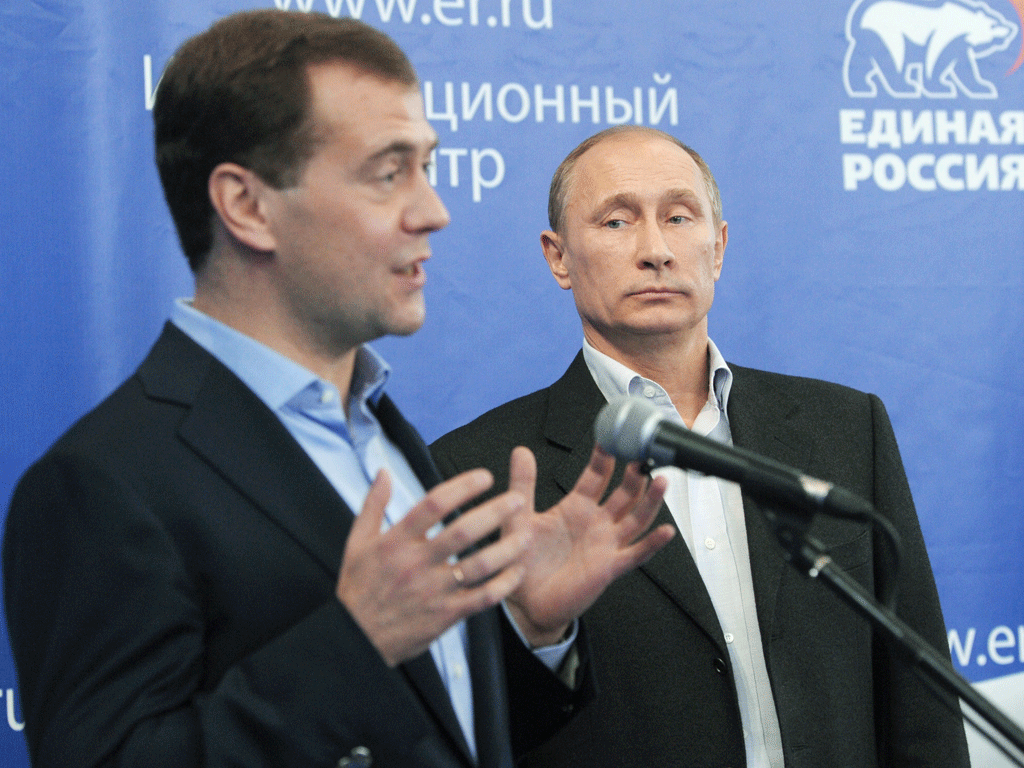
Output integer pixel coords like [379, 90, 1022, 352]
[2, 1, 1022, 765]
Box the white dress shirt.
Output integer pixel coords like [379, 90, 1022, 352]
[583, 337, 785, 768]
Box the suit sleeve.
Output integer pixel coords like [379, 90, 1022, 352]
[3, 450, 451, 768]
[866, 395, 971, 768]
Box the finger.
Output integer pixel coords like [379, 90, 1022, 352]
[613, 473, 669, 541]
[568, 444, 616, 501]
[597, 461, 656, 524]
[507, 446, 538, 509]
[608, 523, 676, 577]
[431, 491, 526, 560]
[399, 468, 495, 539]
[449, 562, 527, 621]
[349, 470, 392, 544]
[448, 521, 532, 587]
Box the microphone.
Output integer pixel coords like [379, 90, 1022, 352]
[594, 395, 875, 520]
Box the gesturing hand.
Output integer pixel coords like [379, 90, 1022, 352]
[336, 469, 533, 667]
[503, 445, 674, 648]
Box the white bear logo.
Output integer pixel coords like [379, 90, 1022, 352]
[843, 0, 1018, 98]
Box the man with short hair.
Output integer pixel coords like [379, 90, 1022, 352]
[431, 125, 971, 768]
[3, 15, 673, 768]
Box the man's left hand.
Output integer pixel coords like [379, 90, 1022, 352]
[501, 445, 674, 647]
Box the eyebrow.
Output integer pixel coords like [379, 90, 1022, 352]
[365, 138, 440, 166]
[594, 188, 707, 218]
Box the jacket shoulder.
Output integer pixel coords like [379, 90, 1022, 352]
[431, 387, 553, 466]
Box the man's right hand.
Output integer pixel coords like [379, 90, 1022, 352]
[336, 469, 532, 667]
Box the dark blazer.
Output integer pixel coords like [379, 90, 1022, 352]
[3, 325, 584, 768]
[431, 352, 970, 768]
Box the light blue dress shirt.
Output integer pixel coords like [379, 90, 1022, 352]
[170, 299, 479, 758]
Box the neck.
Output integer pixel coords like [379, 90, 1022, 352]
[192, 260, 360, 408]
[586, 324, 711, 428]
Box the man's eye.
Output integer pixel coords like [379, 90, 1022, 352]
[605, 219, 625, 229]
[377, 163, 405, 183]
[668, 215, 687, 224]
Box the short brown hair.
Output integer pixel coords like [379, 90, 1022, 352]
[154, 10, 417, 272]
[547, 126, 723, 233]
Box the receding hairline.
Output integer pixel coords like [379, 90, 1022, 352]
[299, 61, 426, 150]
[548, 126, 722, 233]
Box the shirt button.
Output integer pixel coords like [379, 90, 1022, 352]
[320, 390, 334, 404]
[452, 663, 465, 680]
[724, 632, 734, 644]
[643, 385, 657, 398]
[705, 537, 716, 550]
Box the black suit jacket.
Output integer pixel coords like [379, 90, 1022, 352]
[3, 325, 584, 768]
[431, 352, 970, 768]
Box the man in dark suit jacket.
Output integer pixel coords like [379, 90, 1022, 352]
[431, 126, 971, 767]
[3, 14, 672, 768]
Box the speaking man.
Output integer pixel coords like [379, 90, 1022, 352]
[2, 16, 674, 768]
[431, 126, 971, 768]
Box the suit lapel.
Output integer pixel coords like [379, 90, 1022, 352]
[544, 352, 728, 653]
[140, 325, 352, 577]
[375, 393, 511, 768]
[727, 364, 815, 642]
[142, 326, 488, 767]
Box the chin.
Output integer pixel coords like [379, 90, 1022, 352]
[388, 312, 427, 338]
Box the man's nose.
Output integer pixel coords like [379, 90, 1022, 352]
[636, 222, 674, 269]
[407, 171, 451, 234]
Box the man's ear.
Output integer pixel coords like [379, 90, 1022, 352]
[541, 230, 572, 290]
[208, 163, 278, 253]
[713, 220, 728, 281]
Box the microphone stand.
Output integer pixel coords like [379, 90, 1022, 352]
[763, 505, 1024, 766]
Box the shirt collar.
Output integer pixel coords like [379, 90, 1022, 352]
[582, 336, 733, 417]
[170, 298, 391, 413]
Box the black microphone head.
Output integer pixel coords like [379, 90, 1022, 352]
[594, 396, 662, 463]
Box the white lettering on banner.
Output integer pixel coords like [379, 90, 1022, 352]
[425, 81, 458, 131]
[571, 85, 601, 124]
[534, 84, 565, 123]
[866, 110, 900, 149]
[902, 110, 934, 145]
[143, 62, 681, 129]
[462, 82, 493, 123]
[471, 148, 504, 201]
[840, 110, 1024, 146]
[838, 109, 1024, 191]
[843, 153, 1024, 190]
[429, 147, 505, 201]
[648, 79, 678, 126]
[1003, 112, 1024, 143]
[840, 109, 867, 143]
[935, 110, 968, 144]
[423, 75, 678, 130]
[496, 83, 530, 123]
[270, 0, 554, 28]
[949, 626, 1024, 668]
[437, 147, 468, 186]
[3, 689, 24, 732]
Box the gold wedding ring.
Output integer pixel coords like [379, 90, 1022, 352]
[452, 565, 466, 586]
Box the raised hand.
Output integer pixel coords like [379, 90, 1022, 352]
[336, 468, 533, 666]
[502, 445, 674, 647]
